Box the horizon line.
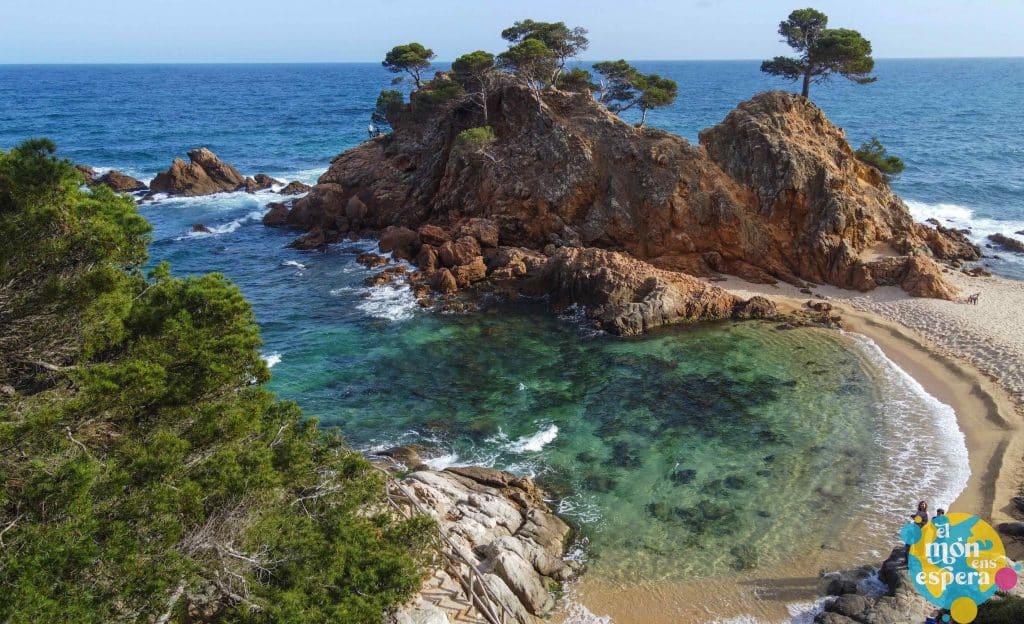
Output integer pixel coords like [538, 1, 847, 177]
[2, 55, 1023, 66]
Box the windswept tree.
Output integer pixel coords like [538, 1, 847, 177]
[761, 8, 876, 98]
[382, 42, 436, 89]
[452, 50, 498, 122]
[593, 60, 642, 111]
[635, 74, 678, 127]
[592, 61, 678, 127]
[498, 39, 556, 103]
[500, 20, 588, 84]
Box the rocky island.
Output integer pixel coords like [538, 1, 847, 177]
[268, 80, 977, 335]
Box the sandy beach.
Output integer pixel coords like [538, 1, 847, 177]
[560, 271, 1024, 624]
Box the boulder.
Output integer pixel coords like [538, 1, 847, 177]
[418, 224, 451, 247]
[94, 170, 148, 193]
[432, 268, 458, 294]
[262, 202, 290, 227]
[438, 237, 482, 268]
[457, 218, 500, 248]
[997, 522, 1024, 537]
[191, 223, 212, 234]
[451, 257, 488, 287]
[900, 255, 959, 300]
[279, 181, 312, 195]
[238, 173, 280, 193]
[148, 148, 245, 197]
[733, 296, 778, 320]
[76, 164, 97, 184]
[379, 226, 421, 261]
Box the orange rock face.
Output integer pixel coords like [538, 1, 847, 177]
[278, 83, 978, 310]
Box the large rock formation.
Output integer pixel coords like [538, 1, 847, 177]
[381, 454, 578, 624]
[273, 83, 978, 324]
[78, 165, 148, 193]
[148, 148, 246, 197]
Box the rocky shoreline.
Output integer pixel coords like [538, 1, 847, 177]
[375, 448, 579, 624]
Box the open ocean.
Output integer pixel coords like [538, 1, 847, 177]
[0, 59, 1016, 610]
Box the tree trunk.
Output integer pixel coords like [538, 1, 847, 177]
[638, 108, 648, 128]
[801, 70, 811, 98]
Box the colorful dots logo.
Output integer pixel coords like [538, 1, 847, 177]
[902, 512, 1021, 623]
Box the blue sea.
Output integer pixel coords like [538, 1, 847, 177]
[0, 59, 1016, 616]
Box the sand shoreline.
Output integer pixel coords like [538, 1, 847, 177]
[560, 273, 1024, 624]
[719, 273, 1024, 526]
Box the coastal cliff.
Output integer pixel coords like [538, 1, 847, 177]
[271, 82, 977, 330]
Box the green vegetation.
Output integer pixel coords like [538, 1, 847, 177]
[451, 51, 498, 122]
[593, 60, 679, 127]
[761, 8, 876, 99]
[382, 42, 436, 88]
[372, 89, 404, 132]
[457, 125, 497, 148]
[855, 137, 906, 176]
[977, 593, 1024, 624]
[0, 140, 435, 623]
[556, 67, 598, 94]
[375, 20, 683, 128]
[500, 19, 589, 84]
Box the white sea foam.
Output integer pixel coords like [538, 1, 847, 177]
[261, 352, 282, 368]
[281, 260, 306, 270]
[176, 209, 265, 239]
[907, 199, 1024, 264]
[423, 453, 462, 470]
[355, 284, 419, 321]
[561, 602, 613, 624]
[505, 424, 559, 453]
[844, 332, 970, 527]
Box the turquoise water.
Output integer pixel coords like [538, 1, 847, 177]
[0, 61, 990, 581]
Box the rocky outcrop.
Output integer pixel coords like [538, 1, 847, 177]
[522, 247, 762, 335]
[95, 170, 148, 193]
[78, 165, 148, 193]
[382, 453, 578, 624]
[815, 547, 932, 624]
[279, 181, 312, 195]
[273, 83, 978, 327]
[238, 173, 280, 193]
[148, 148, 246, 197]
[989, 233, 1024, 254]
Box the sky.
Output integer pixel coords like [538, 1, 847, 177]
[2, 0, 1023, 63]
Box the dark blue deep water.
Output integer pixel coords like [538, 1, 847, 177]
[0, 61, 1008, 589]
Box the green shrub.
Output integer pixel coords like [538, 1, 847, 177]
[457, 125, 497, 148]
[976, 592, 1024, 624]
[0, 140, 434, 623]
[855, 137, 906, 176]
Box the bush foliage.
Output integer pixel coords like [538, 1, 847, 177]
[0, 140, 434, 623]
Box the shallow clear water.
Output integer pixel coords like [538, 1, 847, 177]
[0, 60, 993, 582]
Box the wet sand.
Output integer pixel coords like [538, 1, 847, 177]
[559, 274, 1024, 624]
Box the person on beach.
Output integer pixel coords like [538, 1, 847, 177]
[912, 500, 929, 526]
[935, 507, 945, 519]
[368, 123, 376, 138]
